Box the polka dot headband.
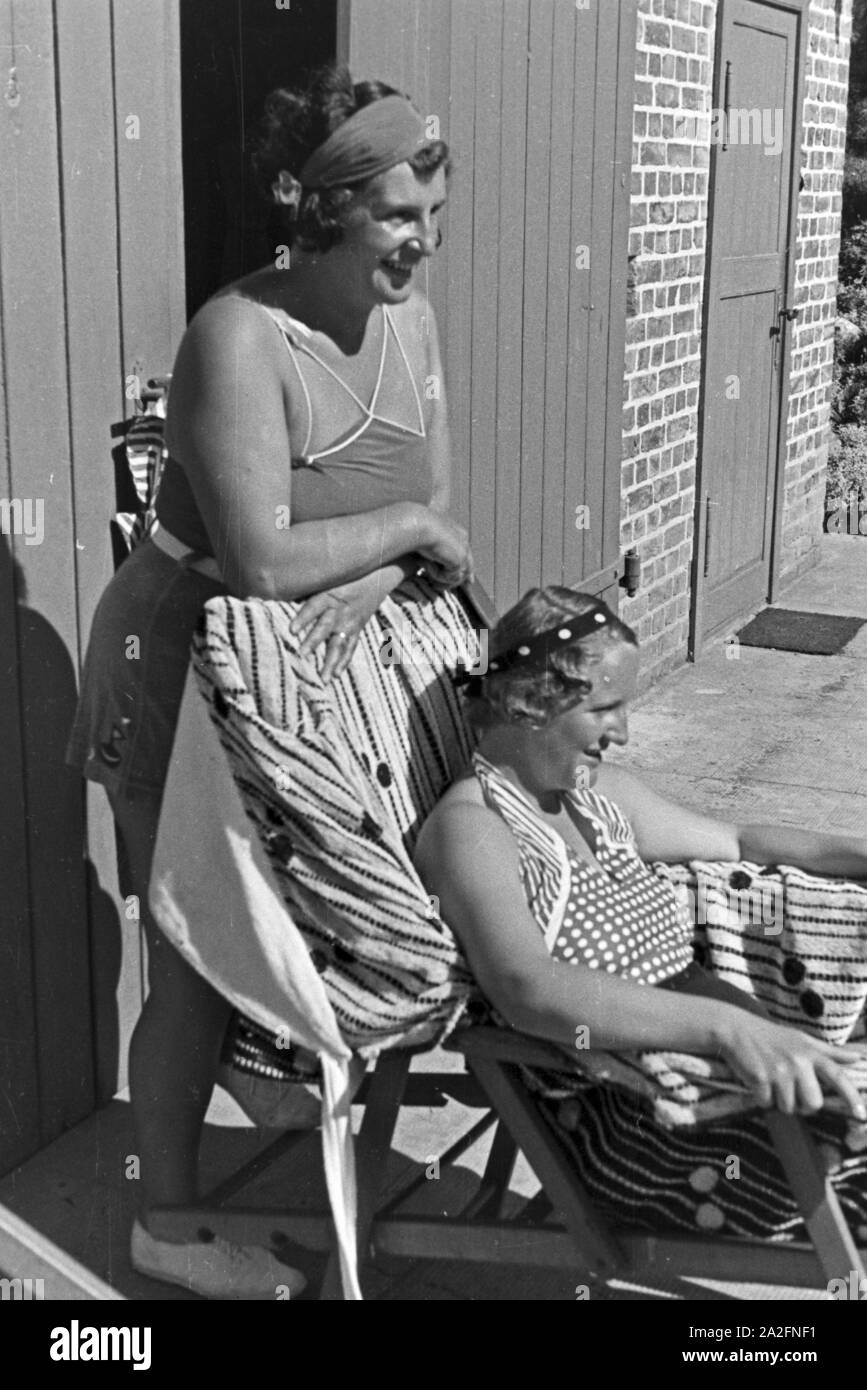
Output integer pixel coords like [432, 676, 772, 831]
[454, 602, 611, 688]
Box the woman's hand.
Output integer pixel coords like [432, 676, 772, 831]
[415, 511, 474, 588]
[291, 574, 383, 682]
[714, 1013, 867, 1120]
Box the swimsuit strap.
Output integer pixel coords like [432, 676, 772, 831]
[472, 751, 635, 869]
[301, 307, 426, 461]
[564, 785, 635, 856]
[224, 297, 316, 457]
[379, 307, 426, 437]
[471, 751, 572, 939]
[471, 752, 570, 864]
[289, 304, 389, 418]
[219, 294, 426, 462]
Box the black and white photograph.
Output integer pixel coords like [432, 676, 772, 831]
[3, 0, 867, 1341]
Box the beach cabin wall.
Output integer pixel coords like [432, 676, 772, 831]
[0, 0, 637, 1177]
[0, 0, 185, 1173]
[341, 0, 639, 611]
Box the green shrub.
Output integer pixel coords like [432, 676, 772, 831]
[843, 157, 867, 229]
[831, 209, 867, 507]
[830, 0, 867, 510]
[827, 425, 867, 501]
[838, 219, 867, 325]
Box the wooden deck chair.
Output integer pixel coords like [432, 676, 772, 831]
[146, 576, 867, 1300]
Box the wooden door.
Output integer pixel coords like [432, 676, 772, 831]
[692, 0, 807, 645]
[180, 0, 336, 318]
[341, 0, 638, 613]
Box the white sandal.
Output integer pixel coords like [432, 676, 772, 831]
[131, 1220, 307, 1300]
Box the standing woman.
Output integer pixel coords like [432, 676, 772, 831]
[66, 65, 471, 1298]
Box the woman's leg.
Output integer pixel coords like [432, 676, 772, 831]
[110, 785, 232, 1218]
[110, 784, 308, 1298]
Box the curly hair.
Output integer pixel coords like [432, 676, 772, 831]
[252, 63, 451, 253]
[467, 587, 638, 730]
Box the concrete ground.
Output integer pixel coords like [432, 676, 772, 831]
[2, 536, 866, 1301]
[616, 534, 867, 837]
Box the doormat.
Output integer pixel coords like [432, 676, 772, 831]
[734, 608, 866, 655]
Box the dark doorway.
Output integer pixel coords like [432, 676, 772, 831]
[179, 0, 336, 320]
[691, 0, 808, 650]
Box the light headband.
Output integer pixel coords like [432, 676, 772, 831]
[299, 95, 427, 190]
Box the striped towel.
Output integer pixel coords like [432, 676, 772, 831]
[187, 577, 479, 1055]
[530, 860, 867, 1128]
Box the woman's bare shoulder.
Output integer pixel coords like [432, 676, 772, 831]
[166, 293, 288, 421]
[181, 291, 282, 355]
[415, 770, 516, 865]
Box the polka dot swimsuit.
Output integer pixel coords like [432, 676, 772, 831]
[471, 755, 867, 1244]
[472, 752, 694, 984]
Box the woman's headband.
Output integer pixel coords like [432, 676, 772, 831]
[299, 95, 426, 190]
[454, 603, 611, 689]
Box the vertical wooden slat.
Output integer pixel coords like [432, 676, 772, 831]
[0, 0, 95, 1144]
[112, 0, 186, 391]
[493, 0, 530, 611]
[0, 56, 42, 1168]
[404, 0, 452, 407]
[562, 2, 598, 585]
[518, 0, 555, 595]
[596, 0, 640, 607]
[584, 2, 622, 581]
[107, 0, 186, 1095]
[540, 0, 578, 589]
[442, 0, 475, 530]
[573, 0, 637, 595]
[55, 0, 138, 1104]
[468, 0, 502, 595]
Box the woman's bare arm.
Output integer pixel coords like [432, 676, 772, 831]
[596, 764, 867, 878]
[736, 823, 867, 879]
[164, 296, 440, 600]
[415, 796, 738, 1052]
[414, 793, 867, 1117]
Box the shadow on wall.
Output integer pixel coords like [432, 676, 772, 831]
[0, 535, 123, 1173]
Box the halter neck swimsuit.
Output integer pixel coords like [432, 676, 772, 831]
[471, 751, 695, 983]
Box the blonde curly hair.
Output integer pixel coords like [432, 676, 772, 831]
[466, 586, 637, 729]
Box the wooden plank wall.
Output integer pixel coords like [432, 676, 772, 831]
[341, 0, 638, 612]
[0, 0, 185, 1175]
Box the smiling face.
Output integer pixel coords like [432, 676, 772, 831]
[335, 161, 447, 305]
[523, 641, 639, 794]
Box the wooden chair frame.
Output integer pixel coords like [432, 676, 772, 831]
[148, 578, 867, 1299]
[149, 1025, 866, 1298]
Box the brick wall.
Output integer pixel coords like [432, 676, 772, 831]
[619, 0, 851, 687]
[619, 0, 716, 684]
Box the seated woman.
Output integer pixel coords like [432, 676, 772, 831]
[414, 585, 867, 1238]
